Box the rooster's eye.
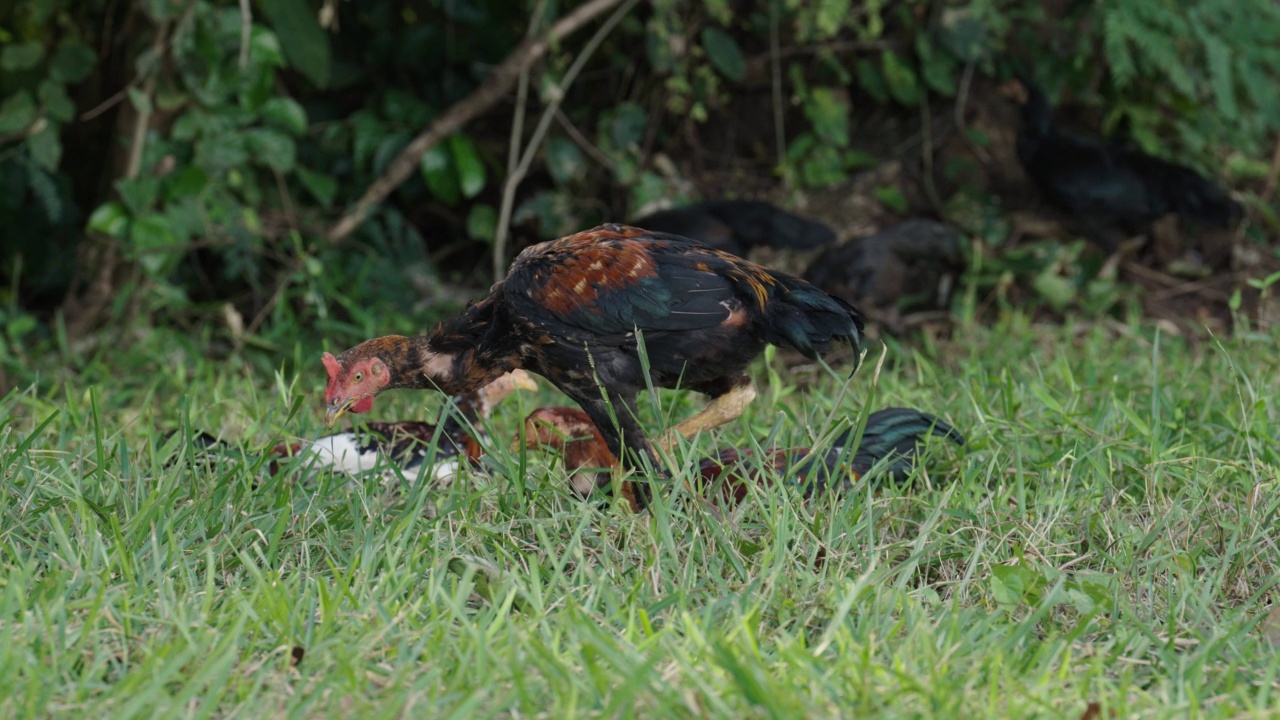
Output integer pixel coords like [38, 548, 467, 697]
[354, 372, 363, 383]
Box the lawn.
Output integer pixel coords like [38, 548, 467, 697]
[2, 312, 1278, 718]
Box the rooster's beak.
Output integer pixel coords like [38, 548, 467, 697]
[325, 400, 353, 427]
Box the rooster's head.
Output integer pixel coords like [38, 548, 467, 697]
[322, 339, 403, 425]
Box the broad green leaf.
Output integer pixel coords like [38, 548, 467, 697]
[351, 111, 387, 169]
[381, 89, 432, 127]
[440, 0, 486, 24]
[296, 166, 336, 208]
[194, 132, 249, 172]
[6, 313, 36, 340]
[701, 27, 745, 83]
[855, 59, 889, 104]
[50, 42, 96, 83]
[991, 564, 1046, 607]
[629, 171, 669, 213]
[1032, 270, 1076, 311]
[449, 134, 486, 199]
[545, 136, 585, 184]
[372, 131, 410, 176]
[260, 97, 307, 135]
[514, 189, 576, 238]
[800, 144, 845, 187]
[142, 0, 183, 21]
[247, 129, 297, 172]
[2, 41, 44, 71]
[171, 111, 205, 142]
[27, 123, 61, 170]
[163, 196, 205, 243]
[259, 0, 331, 88]
[881, 50, 921, 105]
[127, 86, 153, 114]
[814, 0, 852, 38]
[605, 101, 647, 149]
[874, 185, 908, 213]
[421, 144, 460, 206]
[26, 165, 63, 221]
[916, 35, 958, 97]
[131, 214, 179, 275]
[115, 176, 160, 215]
[39, 81, 75, 122]
[249, 26, 286, 68]
[0, 91, 37, 134]
[937, 10, 991, 63]
[163, 166, 209, 202]
[803, 87, 850, 147]
[466, 203, 498, 242]
[645, 19, 676, 74]
[87, 202, 129, 237]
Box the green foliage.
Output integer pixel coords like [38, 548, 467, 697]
[1055, 0, 1280, 157]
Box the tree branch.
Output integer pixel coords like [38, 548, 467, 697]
[325, 0, 630, 246]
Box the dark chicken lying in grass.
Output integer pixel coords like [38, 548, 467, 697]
[1002, 77, 1242, 251]
[323, 224, 865, 509]
[804, 219, 965, 332]
[631, 200, 836, 257]
[519, 406, 965, 511]
[171, 370, 535, 482]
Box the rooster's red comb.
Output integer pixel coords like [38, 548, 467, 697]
[322, 352, 342, 402]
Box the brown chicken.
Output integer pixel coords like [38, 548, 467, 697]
[323, 224, 864, 508]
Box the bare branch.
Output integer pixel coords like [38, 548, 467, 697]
[325, 0, 631, 246]
[238, 0, 252, 71]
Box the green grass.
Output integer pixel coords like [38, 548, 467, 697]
[3, 313, 1280, 718]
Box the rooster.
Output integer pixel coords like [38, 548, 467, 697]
[519, 406, 965, 510]
[1003, 77, 1242, 251]
[632, 200, 836, 257]
[323, 224, 865, 508]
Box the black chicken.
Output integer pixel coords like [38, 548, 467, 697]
[1005, 77, 1242, 251]
[520, 405, 965, 510]
[804, 220, 964, 330]
[632, 200, 836, 257]
[323, 224, 865, 509]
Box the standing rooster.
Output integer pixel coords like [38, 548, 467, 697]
[519, 406, 965, 510]
[323, 224, 864, 508]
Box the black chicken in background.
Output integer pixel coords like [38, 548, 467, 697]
[631, 200, 837, 258]
[804, 220, 965, 333]
[1002, 77, 1242, 259]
